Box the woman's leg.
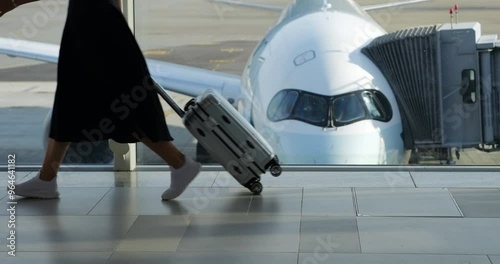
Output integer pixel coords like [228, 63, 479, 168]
[139, 137, 185, 169]
[138, 136, 201, 200]
[39, 138, 71, 181]
[14, 138, 70, 198]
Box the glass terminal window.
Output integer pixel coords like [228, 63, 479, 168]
[267, 89, 392, 127]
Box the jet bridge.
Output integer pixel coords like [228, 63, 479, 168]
[362, 22, 500, 164]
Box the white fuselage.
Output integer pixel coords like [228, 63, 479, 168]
[240, 0, 405, 164]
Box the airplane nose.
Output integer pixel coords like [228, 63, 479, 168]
[270, 125, 389, 165]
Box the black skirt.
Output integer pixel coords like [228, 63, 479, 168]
[49, 0, 173, 143]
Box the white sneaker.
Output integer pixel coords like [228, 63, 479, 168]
[162, 157, 201, 200]
[12, 171, 60, 199]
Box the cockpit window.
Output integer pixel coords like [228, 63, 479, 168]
[268, 90, 328, 126]
[332, 93, 366, 124]
[294, 93, 328, 125]
[267, 89, 393, 127]
[362, 92, 382, 118]
[267, 90, 299, 121]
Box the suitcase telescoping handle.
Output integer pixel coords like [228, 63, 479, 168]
[150, 77, 186, 118]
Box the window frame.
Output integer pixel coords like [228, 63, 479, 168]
[267, 89, 393, 128]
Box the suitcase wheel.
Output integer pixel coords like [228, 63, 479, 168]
[270, 164, 282, 177]
[249, 181, 263, 195]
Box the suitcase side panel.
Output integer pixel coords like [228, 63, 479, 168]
[183, 108, 261, 186]
[195, 91, 276, 169]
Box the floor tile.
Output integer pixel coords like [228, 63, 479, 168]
[302, 188, 355, 216]
[89, 187, 182, 215]
[1, 171, 33, 187]
[211, 172, 267, 189]
[116, 215, 191, 252]
[89, 187, 251, 216]
[54, 171, 122, 187]
[490, 255, 500, 264]
[108, 252, 298, 264]
[214, 171, 414, 188]
[0, 252, 112, 264]
[0, 216, 9, 252]
[412, 172, 500, 188]
[355, 188, 462, 217]
[53, 171, 215, 188]
[173, 187, 253, 216]
[0, 215, 137, 252]
[0, 189, 6, 200]
[449, 188, 500, 218]
[177, 215, 301, 253]
[299, 216, 361, 253]
[0, 187, 110, 216]
[2, 168, 500, 261]
[358, 217, 500, 254]
[299, 253, 492, 264]
[52, 171, 215, 187]
[247, 188, 303, 216]
[126, 171, 218, 188]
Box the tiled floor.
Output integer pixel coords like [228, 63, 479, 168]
[1, 169, 500, 263]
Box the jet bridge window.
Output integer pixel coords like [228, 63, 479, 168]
[460, 69, 477, 104]
[267, 89, 392, 127]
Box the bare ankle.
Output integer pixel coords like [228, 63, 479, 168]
[171, 155, 186, 170]
[38, 171, 56, 182]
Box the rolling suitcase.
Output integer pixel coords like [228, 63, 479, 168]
[151, 78, 282, 194]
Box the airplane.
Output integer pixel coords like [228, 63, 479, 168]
[0, 0, 432, 165]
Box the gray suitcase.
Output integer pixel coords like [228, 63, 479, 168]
[152, 78, 281, 194]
